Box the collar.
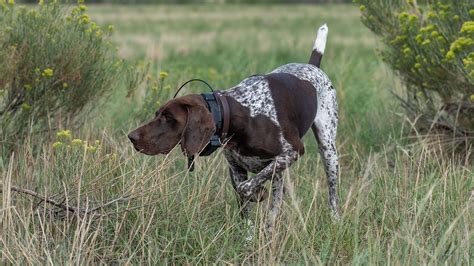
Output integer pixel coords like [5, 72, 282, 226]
[199, 91, 230, 156]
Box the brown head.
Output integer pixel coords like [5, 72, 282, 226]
[128, 95, 215, 156]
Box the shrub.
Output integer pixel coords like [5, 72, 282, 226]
[0, 1, 124, 151]
[356, 0, 474, 144]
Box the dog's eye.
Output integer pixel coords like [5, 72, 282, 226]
[161, 112, 174, 122]
[164, 114, 175, 123]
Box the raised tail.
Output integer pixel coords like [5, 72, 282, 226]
[308, 24, 328, 68]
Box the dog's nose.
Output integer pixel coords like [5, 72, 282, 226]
[128, 131, 140, 145]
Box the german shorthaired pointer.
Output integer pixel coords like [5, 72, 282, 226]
[128, 24, 340, 239]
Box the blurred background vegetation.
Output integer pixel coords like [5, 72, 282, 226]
[17, 0, 354, 3]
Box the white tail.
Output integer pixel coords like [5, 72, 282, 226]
[313, 23, 328, 54]
[308, 24, 328, 67]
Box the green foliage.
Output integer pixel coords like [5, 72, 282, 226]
[356, 0, 474, 139]
[0, 1, 123, 150]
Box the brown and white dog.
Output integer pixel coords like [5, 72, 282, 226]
[128, 24, 340, 240]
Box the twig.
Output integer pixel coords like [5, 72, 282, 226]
[8, 185, 129, 215]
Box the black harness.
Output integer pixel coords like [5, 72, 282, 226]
[174, 79, 230, 171]
[200, 92, 224, 156]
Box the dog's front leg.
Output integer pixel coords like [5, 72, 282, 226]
[236, 150, 298, 235]
[228, 162, 255, 242]
[266, 172, 283, 236]
[237, 150, 298, 198]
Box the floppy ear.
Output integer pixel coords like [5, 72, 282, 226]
[181, 104, 215, 157]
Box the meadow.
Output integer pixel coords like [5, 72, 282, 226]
[1, 4, 472, 264]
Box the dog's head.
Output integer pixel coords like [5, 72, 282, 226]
[128, 95, 215, 156]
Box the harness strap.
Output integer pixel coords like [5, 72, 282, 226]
[215, 92, 230, 141]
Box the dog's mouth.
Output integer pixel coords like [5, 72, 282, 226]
[132, 144, 172, 156]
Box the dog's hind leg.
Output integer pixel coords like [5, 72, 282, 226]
[311, 85, 341, 219]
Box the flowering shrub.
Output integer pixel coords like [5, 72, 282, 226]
[135, 70, 172, 121]
[356, 0, 474, 140]
[0, 1, 125, 150]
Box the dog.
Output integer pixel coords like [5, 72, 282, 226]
[128, 24, 340, 239]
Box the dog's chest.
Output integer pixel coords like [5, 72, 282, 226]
[224, 149, 272, 173]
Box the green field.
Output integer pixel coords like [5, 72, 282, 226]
[1, 4, 472, 264]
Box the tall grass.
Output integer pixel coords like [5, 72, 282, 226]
[1, 131, 472, 263]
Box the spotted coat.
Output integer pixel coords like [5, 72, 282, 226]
[222, 63, 341, 238]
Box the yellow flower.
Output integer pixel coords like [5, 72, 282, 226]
[41, 68, 53, 78]
[470, 94, 474, 102]
[431, 31, 439, 38]
[450, 37, 474, 53]
[24, 84, 32, 90]
[7, 0, 13, 5]
[62, 82, 69, 89]
[85, 28, 92, 34]
[445, 50, 455, 60]
[94, 140, 100, 145]
[415, 63, 422, 69]
[427, 11, 436, 19]
[398, 12, 409, 21]
[91, 22, 99, 31]
[159, 71, 168, 79]
[52, 141, 63, 149]
[108, 25, 114, 33]
[359, 5, 366, 12]
[71, 139, 83, 146]
[86, 146, 97, 153]
[460, 21, 474, 34]
[422, 39, 431, 46]
[79, 4, 87, 11]
[21, 103, 31, 111]
[415, 34, 423, 44]
[403, 47, 411, 56]
[164, 85, 171, 90]
[78, 0, 84, 4]
[38, 0, 44, 6]
[391, 35, 407, 44]
[420, 24, 435, 33]
[81, 14, 90, 24]
[56, 129, 72, 139]
[452, 15, 459, 21]
[95, 30, 103, 38]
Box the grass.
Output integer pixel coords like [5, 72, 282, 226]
[1, 4, 473, 264]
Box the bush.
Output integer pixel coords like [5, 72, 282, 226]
[0, 1, 124, 151]
[356, 0, 474, 143]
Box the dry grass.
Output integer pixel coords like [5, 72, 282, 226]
[1, 131, 472, 264]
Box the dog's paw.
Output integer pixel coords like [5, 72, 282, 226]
[237, 180, 255, 198]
